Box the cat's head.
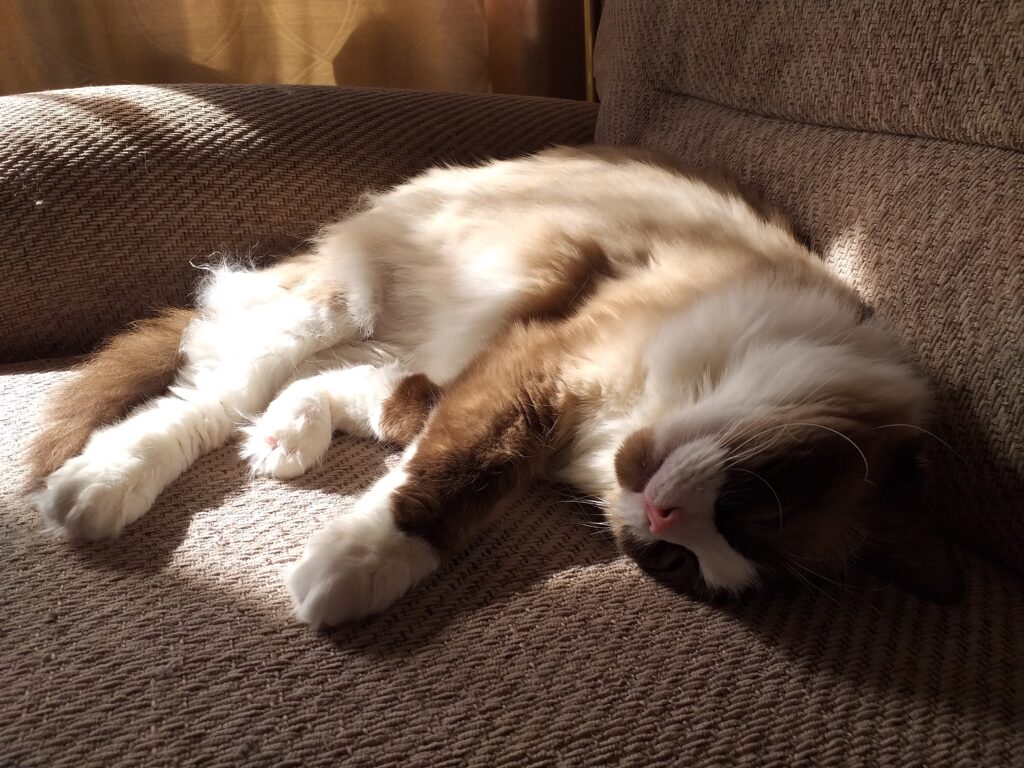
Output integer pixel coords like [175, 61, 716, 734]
[609, 396, 964, 606]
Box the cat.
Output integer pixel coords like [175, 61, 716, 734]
[26, 146, 963, 628]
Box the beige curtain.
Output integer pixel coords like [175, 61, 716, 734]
[0, 0, 586, 99]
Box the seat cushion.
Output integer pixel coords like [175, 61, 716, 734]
[3, 361, 1022, 766]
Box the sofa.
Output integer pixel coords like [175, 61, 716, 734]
[2, 1, 1020, 765]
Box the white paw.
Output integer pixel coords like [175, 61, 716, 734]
[241, 389, 332, 479]
[30, 454, 155, 539]
[286, 508, 440, 628]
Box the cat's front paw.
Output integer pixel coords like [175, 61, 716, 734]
[30, 454, 154, 539]
[286, 509, 440, 628]
[241, 390, 332, 479]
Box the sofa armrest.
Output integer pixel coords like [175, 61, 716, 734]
[0, 84, 598, 361]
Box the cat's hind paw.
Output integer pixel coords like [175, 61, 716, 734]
[241, 390, 332, 479]
[30, 454, 154, 539]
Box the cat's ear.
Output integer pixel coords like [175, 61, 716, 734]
[861, 436, 964, 604]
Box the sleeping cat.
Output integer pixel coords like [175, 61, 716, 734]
[26, 146, 963, 627]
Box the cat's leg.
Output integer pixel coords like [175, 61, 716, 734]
[32, 271, 361, 539]
[33, 349, 343, 539]
[241, 364, 438, 479]
[31, 391, 237, 539]
[285, 364, 562, 627]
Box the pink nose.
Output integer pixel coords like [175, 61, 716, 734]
[644, 497, 680, 534]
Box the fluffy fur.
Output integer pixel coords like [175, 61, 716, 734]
[27, 147, 963, 626]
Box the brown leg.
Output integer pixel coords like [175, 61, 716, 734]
[388, 328, 573, 553]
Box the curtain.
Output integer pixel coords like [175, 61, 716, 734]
[0, 0, 587, 99]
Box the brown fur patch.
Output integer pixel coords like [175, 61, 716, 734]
[709, 406, 961, 603]
[25, 308, 194, 489]
[391, 322, 577, 553]
[512, 238, 621, 322]
[614, 427, 659, 493]
[378, 374, 441, 446]
[714, 409, 885, 568]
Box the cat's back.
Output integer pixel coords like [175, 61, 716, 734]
[375, 146, 795, 255]
[356, 145, 822, 305]
[335, 146, 852, 382]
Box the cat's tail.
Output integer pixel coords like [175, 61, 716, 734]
[25, 308, 196, 489]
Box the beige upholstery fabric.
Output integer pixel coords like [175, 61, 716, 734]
[2, 360, 1022, 766]
[596, 0, 1024, 577]
[0, 84, 598, 361]
[595, 0, 1023, 150]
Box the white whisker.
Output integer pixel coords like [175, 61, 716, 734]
[721, 423, 792, 470]
[722, 421, 870, 481]
[873, 423, 964, 461]
[789, 560, 854, 593]
[785, 563, 840, 606]
[731, 467, 783, 529]
[787, 421, 871, 481]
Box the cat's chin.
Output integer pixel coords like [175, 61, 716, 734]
[616, 535, 722, 602]
[611, 488, 761, 597]
[610, 493, 706, 595]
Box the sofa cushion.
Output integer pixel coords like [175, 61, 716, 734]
[3, 361, 1022, 766]
[594, 0, 1024, 577]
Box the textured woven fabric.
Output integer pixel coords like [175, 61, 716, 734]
[0, 84, 598, 361]
[596, 2, 1024, 579]
[595, 0, 1024, 150]
[2, 360, 1022, 767]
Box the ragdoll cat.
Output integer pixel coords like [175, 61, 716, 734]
[26, 146, 963, 627]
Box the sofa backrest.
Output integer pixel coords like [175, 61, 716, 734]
[0, 85, 597, 363]
[594, 0, 1023, 576]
